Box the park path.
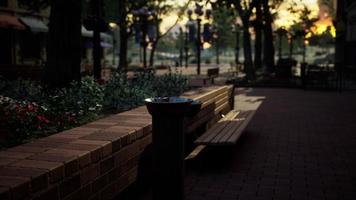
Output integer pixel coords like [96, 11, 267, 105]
[185, 88, 356, 200]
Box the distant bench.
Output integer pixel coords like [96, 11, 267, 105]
[203, 67, 219, 85]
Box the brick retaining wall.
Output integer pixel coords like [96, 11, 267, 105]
[0, 85, 233, 200]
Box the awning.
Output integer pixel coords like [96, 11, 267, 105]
[19, 17, 48, 32]
[0, 15, 26, 30]
[81, 26, 112, 40]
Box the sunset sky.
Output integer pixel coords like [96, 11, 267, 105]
[160, 0, 333, 35]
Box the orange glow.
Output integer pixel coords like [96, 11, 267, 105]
[311, 17, 336, 37]
[203, 42, 212, 49]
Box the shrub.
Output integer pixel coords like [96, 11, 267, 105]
[104, 72, 155, 111]
[0, 96, 51, 143]
[0, 72, 189, 148]
[44, 76, 104, 129]
[153, 72, 189, 97]
[0, 79, 45, 103]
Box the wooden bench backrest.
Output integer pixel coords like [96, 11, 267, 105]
[207, 68, 219, 77]
[183, 85, 234, 133]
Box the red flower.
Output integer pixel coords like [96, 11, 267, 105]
[37, 115, 50, 124]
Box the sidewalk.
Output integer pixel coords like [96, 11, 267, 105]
[185, 88, 356, 200]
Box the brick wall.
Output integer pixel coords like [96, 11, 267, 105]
[0, 85, 234, 200]
[0, 106, 152, 200]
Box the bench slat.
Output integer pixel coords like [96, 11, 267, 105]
[215, 101, 229, 114]
[195, 121, 229, 143]
[216, 111, 252, 143]
[210, 120, 243, 144]
[195, 110, 256, 145]
[195, 110, 240, 144]
[194, 86, 228, 103]
[226, 110, 255, 144]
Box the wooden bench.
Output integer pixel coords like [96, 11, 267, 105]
[186, 94, 264, 159]
[203, 67, 219, 85]
[195, 110, 255, 145]
[183, 85, 234, 134]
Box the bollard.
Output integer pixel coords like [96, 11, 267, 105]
[301, 62, 307, 89]
[145, 97, 201, 200]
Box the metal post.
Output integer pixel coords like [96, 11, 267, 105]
[112, 37, 116, 66]
[197, 18, 201, 75]
[235, 28, 240, 66]
[216, 35, 220, 65]
[302, 36, 306, 63]
[93, 22, 102, 80]
[185, 26, 189, 68]
[142, 21, 148, 69]
[179, 28, 183, 67]
[278, 33, 282, 60]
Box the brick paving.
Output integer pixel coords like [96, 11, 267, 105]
[185, 88, 356, 200]
[120, 88, 356, 200]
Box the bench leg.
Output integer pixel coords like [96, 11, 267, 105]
[211, 78, 215, 84]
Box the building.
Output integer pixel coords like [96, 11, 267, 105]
[0, 0, 49, 79]
[0, 0, 114, 80]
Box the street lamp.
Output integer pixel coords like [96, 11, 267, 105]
[133, 7, 156, 69]
[232, 20, 242, 67]
[211, 25, 219, 65]
[109, 22, 118, 66]
[187, 4, 208, 75]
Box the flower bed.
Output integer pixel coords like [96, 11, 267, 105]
[0, 72, 189, 149]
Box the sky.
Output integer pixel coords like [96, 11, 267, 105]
[160, 0, 333, 35]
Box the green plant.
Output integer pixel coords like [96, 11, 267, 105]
[153, 72, 189, 97]
[104, 72, 154, 111]
[0, 79, 45, 103]
[45, 77, 104, 129]
[0, 96, 51, 143]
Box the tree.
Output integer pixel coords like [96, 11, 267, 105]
[213, 0, 257, 80]
[253, 0, 263, 69]
[288, 2, 318, 62]
[211, 5, 236, 52]
[262, 0, 278, 72]
[21, 0, 82, 87]
[117, 0, 147, 72]
[117, 0, 129, 72]
[44, 0, 82, 87]
[147, 0, 191, 67]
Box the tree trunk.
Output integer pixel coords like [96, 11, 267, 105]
[262, 0, 275, 72]
[254, 0, 263, 69]
[242, 19, 255, 81]
[118, 0, 128, 73]
[44, 0, 81, 87]
[149, 41, 158, 68]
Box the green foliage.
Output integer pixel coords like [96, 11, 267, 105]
[0, 72, 189, 148]
[0, 77, 104, 148]
[0, 79, 45, 103]
[212, 6, 236, 49]
[104, 72, 145, 111]
[46, 77, 104, 128]
[152, 72, 189, 97]
[104, 71, 189, 111]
